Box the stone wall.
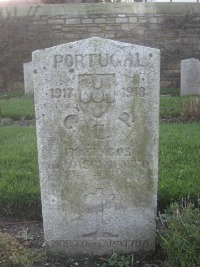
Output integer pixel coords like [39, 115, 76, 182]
[0, 3, 200, 91]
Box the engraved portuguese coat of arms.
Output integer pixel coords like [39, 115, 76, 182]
[79, 74, 115, 118]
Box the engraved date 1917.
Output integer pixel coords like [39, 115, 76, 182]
[50, 88, 73, 98]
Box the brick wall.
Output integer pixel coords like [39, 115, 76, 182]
[0, 3, 200, 91]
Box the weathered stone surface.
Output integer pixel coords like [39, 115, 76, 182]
[33, 37, 160, 256]
[181, 58, 200, 96]
[23, 61, 34, 94]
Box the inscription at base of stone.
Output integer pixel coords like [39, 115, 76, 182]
[33, 37, 160, 256]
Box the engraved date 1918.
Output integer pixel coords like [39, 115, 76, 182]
[50, 88, 73, 98]
[122, 86, 145, 97]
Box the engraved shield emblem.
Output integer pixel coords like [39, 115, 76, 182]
[79, 74, 115, 118]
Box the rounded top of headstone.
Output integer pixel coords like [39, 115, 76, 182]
[181, 58, 200, 63]
[23, 61, 32, 66]
[32, 37, 160, 57]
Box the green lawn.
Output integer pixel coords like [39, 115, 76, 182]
[160, 95, 200, 118]
[0, 126, 40, 217]
[0, 95, 35, 120]
[0, 92, 200, 217]
[160, 96, 183, 117]
[0, 122, 200, 217]
[0, 91, 24, 99]
[160, 87, 180, 96]
[1, 92, 200, 120]
[158, 122, 200, 209]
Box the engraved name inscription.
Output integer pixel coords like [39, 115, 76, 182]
[46, 239, 150, 249]
[119, 112, 134, 127]
[65, 146, 132, 157]
[64, 115, 78, 130]
[54, 53, 153, 69]
[66, 159, 148, 172]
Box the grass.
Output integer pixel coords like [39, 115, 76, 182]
[0, 90, 200, 216]
[158, 202, 200, 267]
[180, 97, 200, 121]
[160, 95, 200, 118]
[158, 122, 200, 210]
[0, 90, 199, 266]
[1, 90, 200, 120]
[0, 126, 40, 218]
[0, 91, 24, 99]
[160, 87, 180, 96]
[0, 232, 46, 267]
[0, 122, 200, 217]
[160, 96, 183, 117]
[0, 95, 35, 120]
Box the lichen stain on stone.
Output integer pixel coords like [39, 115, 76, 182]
[112, 166, 153, 208]
[48, 122, 111, 215]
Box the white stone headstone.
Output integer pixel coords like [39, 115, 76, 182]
[181, 58, 200, 96]
[23, 61, 34, 94]
[33, 37, 160, 256]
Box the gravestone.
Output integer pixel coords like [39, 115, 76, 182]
[181, 58, 200, 96]
[23, 61, 34, 94]
[33, 37, 160, 256]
